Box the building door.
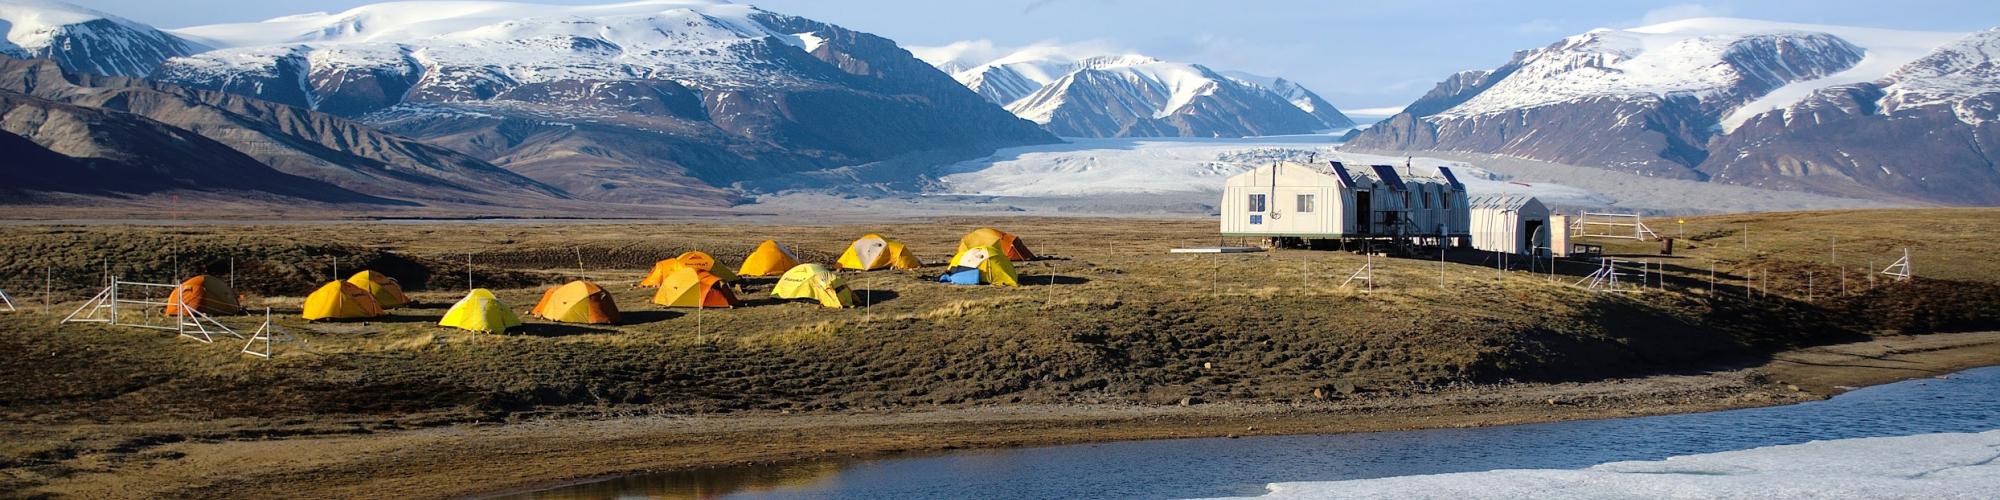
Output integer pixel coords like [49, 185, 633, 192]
[1353, 191, 1372, 235]
[1523, 219, 1546, 256]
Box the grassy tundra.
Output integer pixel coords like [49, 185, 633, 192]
[0, 208, 1995, 497]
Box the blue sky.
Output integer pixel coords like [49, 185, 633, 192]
[68, 0, 2000, 112]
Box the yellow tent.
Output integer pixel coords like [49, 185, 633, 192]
[652, 268, 742, 308]
[640, 251, 740, 287]
[531, 280, 620, 324]
[737, 240, 801, 277]
[347, 270, 410, 309]
[939, 245, 1020, 287]
[772, 264, 854, 308]
[837, 234, 922, 271]
[438, 288, 522, 334]
[302, 280, 384, 321]
[958, 227, 1037, 261]
[164, 275, 242, 316]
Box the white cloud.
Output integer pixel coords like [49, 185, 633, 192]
[1511, 19, 1563, 35]
[906, 38, 1132, 72]
[1637, 4, 1734, 25]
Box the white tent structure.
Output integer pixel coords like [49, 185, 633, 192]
[1220, 161, 1469, 246]
[1469, 195, 1551, 256]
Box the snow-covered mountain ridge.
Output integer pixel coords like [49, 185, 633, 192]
[0, 0, 201, 76]
[0, 0, 1056, 206]
[1347, 17, 2000, 205]
[913, 42, 1354, 137]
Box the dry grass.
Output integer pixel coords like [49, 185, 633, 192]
[0, 209, 1991, 431]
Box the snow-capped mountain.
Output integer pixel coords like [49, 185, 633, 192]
[914, 43, 1353, 137]
[134, 0, 1051, 204]
[1704, 27, 2000, 204]
[0, 0, 202, 77]
[1347, 18, 2000, 204]
[1220, 71, 1355, 132]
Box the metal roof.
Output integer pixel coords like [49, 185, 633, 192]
[1466, 195, 1541, 210]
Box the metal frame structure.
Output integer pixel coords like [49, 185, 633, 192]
[1575, 258, 1639, 292]
[60, 277, 243, 343]
[1340, 254, 1376, 292]
[1881, 248, 1912, 281]
[242, 308, 302, 358]
[1571, 212, 1660, 241]
[0, 289, 15, 312]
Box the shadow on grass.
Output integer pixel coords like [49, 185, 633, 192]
[619, 310, 684, 325]
[1022, 275, 1091, 286]
[511, 322, 619, 337]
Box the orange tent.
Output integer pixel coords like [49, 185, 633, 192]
[531, 280, 621, 324]
[958, 227, 1036, 261]
[302, 280, 384, 321]
[736, 240, 801, 277]
[640, 251, 740, 287]
[346, 270, 410, 309]
[164, 275, 242, 316]
[652, 268, 741, 308]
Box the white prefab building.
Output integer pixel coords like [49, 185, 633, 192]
[1468, 195, 1551, 255]
[1220, 161, 1469, 243]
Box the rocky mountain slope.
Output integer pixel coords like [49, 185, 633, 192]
[0, 0, 202, 77]
[1703, 28, 2000, 204]
[0, 90, 386, 203]
[0, 56, 566, 207]
[144, 0, 1054, 205]
[1347, 18, 1999, 205]
[916, 44, 1353, 137]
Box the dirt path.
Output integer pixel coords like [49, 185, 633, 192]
[15, 332, 1998, 499]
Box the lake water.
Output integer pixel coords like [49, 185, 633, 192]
[514, 366, 2000, 499]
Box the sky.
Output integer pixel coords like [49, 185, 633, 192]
[64, 0, 2000, 113]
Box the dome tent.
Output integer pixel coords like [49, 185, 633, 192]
[346, 270, 410, 309]
[164, 275, 242, 316]
[772, 264, 854, 308]
[958, 227, 1036, 261]
[737, 240, 802, 277]
[836, 234, 921, 271]
[531, 280, 620, 324]
[302, 280, 385, 321]
[438, 289, 522, 334]
[653, 268, 742, 308]
[939, 245, 1019, 287]
[641, 251, 740, 287]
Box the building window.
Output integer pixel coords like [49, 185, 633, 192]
[1403, 192, 1411, 207]
[1248, 193, 1267, 213]
[1442, 194, 1451, 209]
[1422, 192, 1432, 209]
[1297, 194, 1314, 213]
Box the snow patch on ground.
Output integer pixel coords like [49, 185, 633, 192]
[1220, 430, 2000, 499]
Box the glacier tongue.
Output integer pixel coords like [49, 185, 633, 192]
[1220, 430, 2000, 499]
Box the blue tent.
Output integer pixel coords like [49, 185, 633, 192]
[938, 266, 983, 285]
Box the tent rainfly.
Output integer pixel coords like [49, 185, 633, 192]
[939, 245, 1020, 286]
[838, 234, 922, 271]
[347, 271, 410, 309]
[302, 281, 385, 321]
[439, 289, 522, 334]
[652, 268, 741, 308]
[1468, 195, 1552, 256]
[772, 264, 855, 308]
[532, 280, 620, 324]
[737, 240, 802, 277]
[642, 251, 740, 287]
[164, 275, 242, 316]
[958, 228, 1036, 261]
